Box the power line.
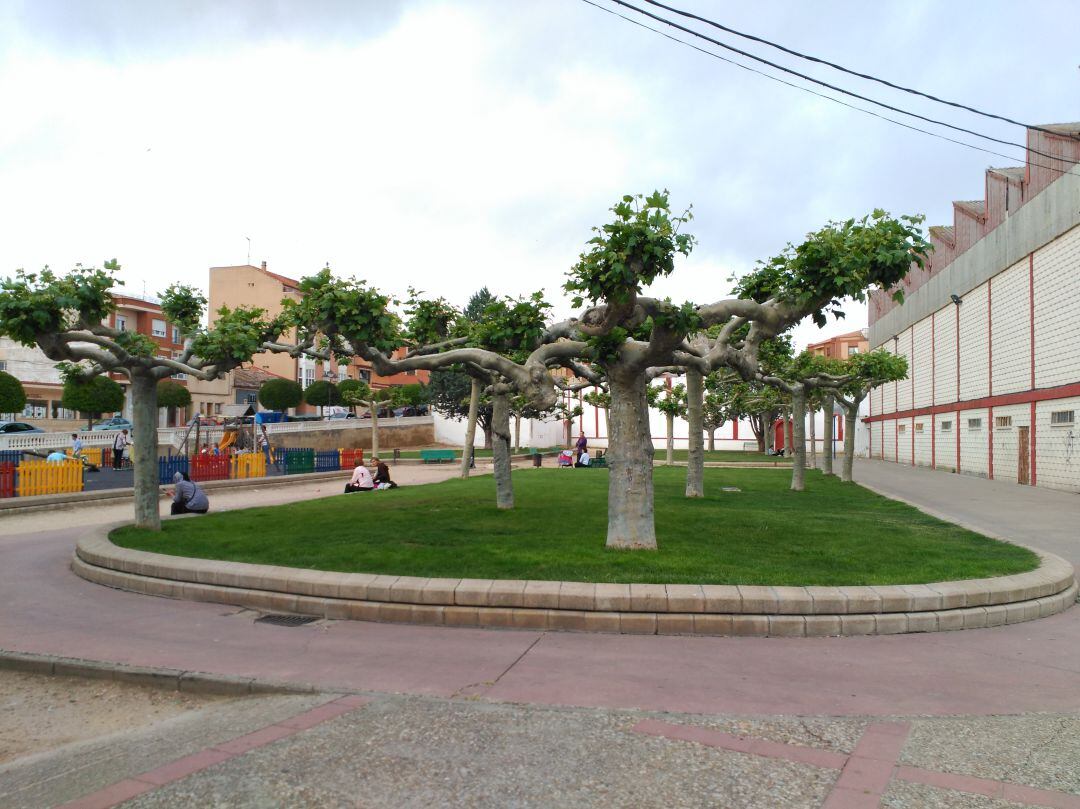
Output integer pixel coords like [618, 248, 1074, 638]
[640, 0, 1079, 144]
[598, 0, 1076, 167]
[579, 0, 1078, 174]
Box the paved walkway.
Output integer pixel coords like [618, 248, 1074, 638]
[3, 460, 1080, 807]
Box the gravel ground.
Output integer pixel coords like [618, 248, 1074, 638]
[0, 670, 225, 765]
[881, 779, 1022, 808]
[901, 713, 1080, 796]
[126, 696, 839, 809]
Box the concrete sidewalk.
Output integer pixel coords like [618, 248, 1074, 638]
[853, 458, 1080, 566]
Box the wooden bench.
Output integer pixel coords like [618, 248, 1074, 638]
[420, 449, 456, 464]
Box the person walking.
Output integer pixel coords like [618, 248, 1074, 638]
[71, 433, 84, 460]
[170, 471, 209, 515]
[112, 429, 129, 470]
[574, 432, 588, 463]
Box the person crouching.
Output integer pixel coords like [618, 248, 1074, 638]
[171, 472, 209, 515]
[345, 462, 374, 493]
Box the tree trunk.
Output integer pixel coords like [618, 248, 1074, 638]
[808, 406, 817, 469]
[790, 386, 807, 491]
[821, 393, 834, 476]
[784, 410, 793, 458]
[763, 414, 774, 453]
[605, 370, 656, 549]
[685, 368, 704, 497]
[483, 423, 493, 450]
[491, 386, 514, 509]
[130, 374, 160, 530]
[460, 377, 480, 479]
[513, 415, 521, 452]
[707, 428, 716, 451]
[369, 402, 380, 461]
[841, 398, 860, 483]
[665, 413, 674, 466]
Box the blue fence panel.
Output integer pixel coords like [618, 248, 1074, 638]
[314, 450, 340, 473]
[158, 456, 190, 485]
[0, 450, 23, 465]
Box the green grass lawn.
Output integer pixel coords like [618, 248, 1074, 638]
[112, 468, 1036, 586]
[390, 447, 561, 459]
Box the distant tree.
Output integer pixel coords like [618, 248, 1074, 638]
[833, 350, 908, 482]
[258, 378, 303, 412]
[428, 367, 493, 448]
[337, 378, 368, 416]
[648, 382, 687, 466]
[389, 382, 428, 408]
[156, 379, 192, 410]
[0, 371, 26, 416]
[303, 379, 340, 414]
[62, 375, 125, 430]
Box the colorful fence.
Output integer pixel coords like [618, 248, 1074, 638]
[339, 448, 364, 469]
[231, 453, 266, 479]
[71, 447, 107, 467]
[314, 450, 340, 473]
[16, 459, 84, 497]
[0, 450, 23, 466]
[158, 456, 190, 485]
[191, 454, 231, 482]
[0, 463, 14, 498]
[277, 448, 315, 475]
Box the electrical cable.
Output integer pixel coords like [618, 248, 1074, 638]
[579, 0, 1079, 174]
[640, 0, 1080, 143]
[597, 0, 1077, 167]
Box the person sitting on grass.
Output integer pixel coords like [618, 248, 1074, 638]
[170, 471, 209, 515]
[574, 449, 591, 468]
[372, 456, 398, 489]
[344, 462, 374, 493]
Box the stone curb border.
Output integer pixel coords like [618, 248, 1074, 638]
[0, 650, 321, 697]
[71, 523, 1077, 637]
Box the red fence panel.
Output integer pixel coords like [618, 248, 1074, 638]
[339, 448, 364, 469]
[191, 455, 230, 482]
[0, 463, 14, 498]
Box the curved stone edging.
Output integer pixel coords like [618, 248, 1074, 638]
[72, 523, 1077, 637]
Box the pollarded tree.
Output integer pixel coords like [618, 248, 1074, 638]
[294, 197, 929, 550]
[0, 371, 28, 417]
[61, 375, 125, 430]
[0, 263, 291, 529]
[648, 382, 687, 466]
[758, 351, 850, 491]
[258, 378, 303, 412]
[833, 350, 908, 482]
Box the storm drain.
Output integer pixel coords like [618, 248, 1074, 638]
[255, 614, 320, 627]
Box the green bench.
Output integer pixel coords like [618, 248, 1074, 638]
[590, 454, 607, 468]
[421, 449, 456, 464]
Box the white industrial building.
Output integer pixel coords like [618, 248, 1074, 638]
[866, 122, 1080, 492]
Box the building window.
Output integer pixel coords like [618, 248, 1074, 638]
[152, 319, 167, 338]
[940, 420, 952, 432]
[914, 423, 924, 433]
[994, 416, 1013, 429]
[172, 326, 181, 344]
[967, 418, 982, 431]
[1051, 410, 1075, 426]
[847, 346, 860, 356]
[115, 315, 127, 332]
[0, 360, 6, 371]
[898, 424, 907, 434]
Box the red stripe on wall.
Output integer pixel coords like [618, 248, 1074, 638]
[930, 312, 936, 468]
[988, 406, 994, 480]
[1030, 401, 1037, 485]
[910, 330, 915, 465]
[987, 278, 993, 480]
[862, 381, 1080, 422]
[1029, 252, 1035, 390]
[955, 409, 961, 472]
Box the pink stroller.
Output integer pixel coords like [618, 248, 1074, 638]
[557, 449, 574, 467]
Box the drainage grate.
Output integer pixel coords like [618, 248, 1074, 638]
[255, 614, 320, 627]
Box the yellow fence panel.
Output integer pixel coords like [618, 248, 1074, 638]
[17, 459, 84, 497]
[230, 453, 267, 479]
[69, 447, 105, 466]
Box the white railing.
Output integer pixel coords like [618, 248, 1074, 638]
[0, 415, 434, 451]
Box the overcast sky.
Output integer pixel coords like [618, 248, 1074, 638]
[1, 0, 1076, 348]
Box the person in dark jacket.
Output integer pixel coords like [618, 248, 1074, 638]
[171, 471, 209, 515]
[371, 457, 398, 489]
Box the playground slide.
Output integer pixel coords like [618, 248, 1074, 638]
[218, 431, 237, 451]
